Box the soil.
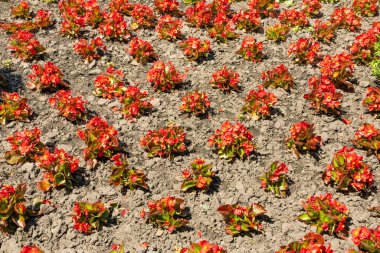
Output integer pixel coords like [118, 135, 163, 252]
[0, 0, 379, 252]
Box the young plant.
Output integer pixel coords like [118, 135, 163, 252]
[4, 128, 45, 165]
[131, 4, 156, 29]
[352, 0, 378, 17]
[154, 0, 180, 15]
[240, 85, 278, 120]
[77, 116, 120, 167]
[94, 65, 125, 99]
[72, 201, 110, 234]
[265, 23, 290, 42]
[58, 0, 86, 38]
[275, 232, 333, 253]
[11, 1, 31, 19]
[208, 121, 255, 161]
[351, 226, 380, 252]
[304, 76, 342, 115]
[34, 10, 53, 29]
[0, 184, 28, 233]
[237, 36, 264, 63]
[261, 64, 295, 91]
[73, 37, 106, 64]
[34, 148, 80, 191]
[278, 9, 309, 28]
[209, 66, 239, 93]
[108, 0, 134, 16]
[313, 21, 337, 43]
[119, 86, 153, 120]
[178, 37, 211, 61]
[330, 8, 361, 31]
[140, 125, 188, 159]
[147, 196, 188, 232]
[248, 0, 279, 18]
[217, 203, 266, 235]
[109, 244, 125, 253]
[352, 123, 380, 161]
[109, 154, 149, 190]
[185, 1, 212, 28]
[286, 121, 322, 158]
[49, 90, 88, 121]
[0, 91, 32, 125]
[98, 11, 130, 41]
[232, 9, 261, 32]
[259, 161, 289, 198]
[20, 245, 45, 253]
[180, 240, 226, 253]
[8, 31, 45, 61]
[127, 37, 158, 65]
[179, 90, 210, 116]
[301, 0, 322, 16]
[208, 12, 238, 43]
[208, 0, 231, 16]
[350, 31, 378, 63]
[288, 38, 321, 65]
[181, 158, 215, 192]
[156, 15, 183, 41]
[146, 61, 185, 92]
[27, 62, 67, 91]
[298, 193, 349, 238]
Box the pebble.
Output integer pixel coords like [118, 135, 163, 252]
[155, 229, 164, 237]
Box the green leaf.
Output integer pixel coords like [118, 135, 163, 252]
[298, 213, 312, 222]
[180, 181, 197, 191]
[54, 173, 66, 186]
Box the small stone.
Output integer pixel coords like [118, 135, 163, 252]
[155, 229, 164, 237]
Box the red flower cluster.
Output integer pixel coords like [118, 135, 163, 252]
[49, 90, 88, 121]
[178, 37, 211, 61]
[362, 87, 380, 116]
[185, 1, 212, 28]
[209, 66, 239, 93]
[241, 85, 278, 120]
[180, 240, 226, 253]
[0, 91, 32, 125]
[82, 0, 103, 27]
[232, 9, 261, 32]
[288, 38, 321, 65]
[73, 37, 106, 63]
[77, 116, 119, 167]
[237, 35, 264, 62]
[128, 37, 158, 65]
[27, 62, 66, 91]
[179, 90, 211, 116]
[108, 0, 134, 15]
[208, 0, 231, 16]
[11, 1, 31, 19]
[34, 148, 79, 191]
[217, 203, 266, 235]
[278, 9, 309, 28]
[298, 193, 349, 238]
[350, 30, 378, 63]
[351, 226, 380, 252]
[323, 146, 374, 191]
[94, 65, 125, 99]
[154, 0, 180, 15]
[352, 123, 380, 161]
[181, 158, 215, 192]
[208, 12, 238, 43]
[72, 201, 110, 234]
[20, 245, 44, 253]
[156, 15, 183, 41]
[261, 64, 295, 91]
[140, 125, 188, 159]
[34, 10, 53, 29]
[260, 161, 289, 198]
[301, 0, 322, 16]
[286, 121, 322, 158]
[313, 20, 336, 43]
[8, 30, 45, 61]
[146, 61, 185, 92]
[276, 233, 333, 253]
[330, 8, 361, 31]
[99, 11, 130, 41]
[352, 0, 379, 16]
[58, 0, 86, 37]
[249, 0, 279, 18]
[265, 23, 290, 42]
[131, 4, 156, 29]
[0, 9, 52, 33]
[304, 76, 342, 115]
[119, 86, 153, 120]
[208, 121, 255, 161]
[147, 196, 188, 233]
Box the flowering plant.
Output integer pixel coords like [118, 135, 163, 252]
[180, 240, 226, 253]
[217, 203, 266, 235]
[83, 0, 103, 27]
[288, 38, 321, 65]
[49, 90, 88, 121]
[131, 4, 156, 29]
[4, 128, 45, 165]
[109, 244, 125, 253]
[0, 184, 28, 233]
[240, 85, 277, 120]
[27, 62, 67, 91]
[34, 148, 79, 191]
[185, 1, 212, 28]
[351, 226, 380, 252]
[8, 31, 45, 61]
[237, 36, 264, 63]
[286, 121, 322, 158]
[94, 65, 125, 99]
[313, 21, 337, 43]
[208, 121, 255, 161]
[301, 0, 322, 16]
[73, 37, 106, 64]
[298, 193, 349, 238]
[147, 196, 188, 232]
[275, 232, 333, 253]
[127, 37, 158, 65]
[58, 0, 86, 38]
[119, 86, 153, 120]
[208, 0, 231, 16]
[265, 23, 290, 42]
[352, 0, 378, 17]
[72, 201, 110, 234]
[179, 90, 210, 116]
[98, 11, 130, 41]
[232, 9, 261, 32]
[259, 161, 289, 198]
[156, 15, 183, 41]
[109, 154, 148, 190]
[34, 10, 53, 29]
[77, 117, 120, 167]
[11, 1, 31, 19]
[181, 158, 215, 192]
[349, 31, 378, 63]
[20, 245, 45, 253]
[108, 0, 134, 15]
[261, 64, 294, 91]
[352, 123, 380, 161]
[330, 8, 361, 31]
[154, 0, 180, 15]
[278, 9, 309, 28]
[140, 125, 188, 159]
[146, 61, 185, 92]
[0, 92, 32, 125]
[363, 87, 380, 117]
[178, 37, 211, 61]
[248, 0, 279, 18]
[304, 76, 342, 115]
[208, 12, 238, 43]
[209, 66, 239, 93]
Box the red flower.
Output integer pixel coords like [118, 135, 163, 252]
[8, 31, 45, 61]
[98, 11, 130, 41]
[209, 66, 239, 93]
[49, 90, 88, 121]
[241, 85, 278, 120]
[73, 37, 106, 63]
[131, 4, 156, 29]
[237, 35, 264, 62]
[261, 64, 294, 91]
[146, 61, 185, 92]
[156, 15, 183, 41]
[179, 90, 210, 116]
[27, 62, 66, 91]
[288, 38, 321, 65]
[279, 9, 309, 27]
[185, 0, 212, 28]
[330, 8, 361, 31]
[0, 91, 32, 125]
